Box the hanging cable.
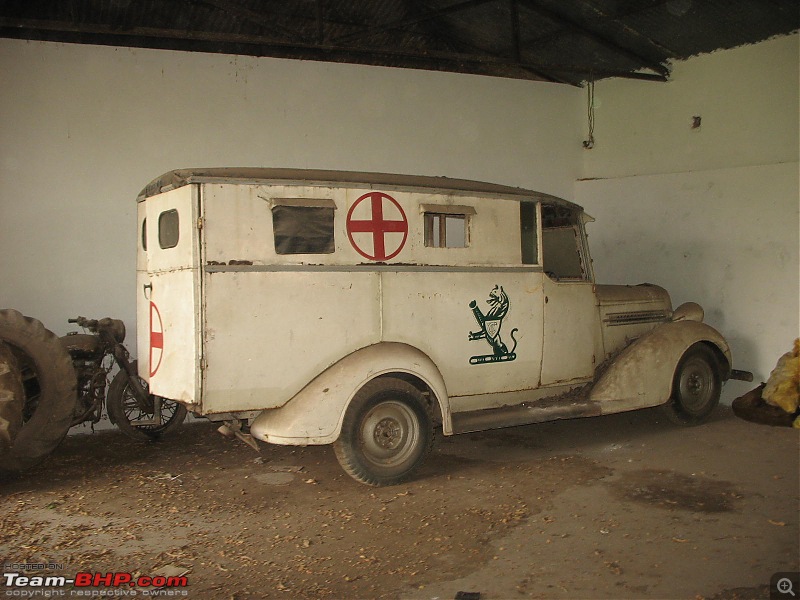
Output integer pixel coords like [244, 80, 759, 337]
[583, 78, 595, 149]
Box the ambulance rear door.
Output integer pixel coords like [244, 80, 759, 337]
[137, 184, 203, 404]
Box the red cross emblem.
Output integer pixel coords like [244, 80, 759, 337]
[149, 301, 164, 377]
[346, 192, 408, 261]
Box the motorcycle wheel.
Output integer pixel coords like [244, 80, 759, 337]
[0, 309, 77, 472]
[107, 360, 187, 441]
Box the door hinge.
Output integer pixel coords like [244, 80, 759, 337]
[197, 217, 204, 230]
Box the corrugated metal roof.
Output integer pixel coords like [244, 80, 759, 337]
[0, 0, 796, 86]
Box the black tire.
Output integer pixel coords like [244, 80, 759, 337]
[661, 343, 721, 425]
[334, 377, 435, 486]
[0, 309, 77, 472]
[0, 341, 25, 452]
[107, 360, 187, 441]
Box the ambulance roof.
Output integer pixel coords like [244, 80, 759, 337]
[137, 168, 580, 210]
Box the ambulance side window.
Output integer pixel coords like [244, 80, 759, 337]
[422, 205, 475, 248]
[541, 203, 588, 280]
[141, 218, 147, 251]
[271, 199, 336, 255]
[158, 209, 179, 249]
[520, 202, 538, 264]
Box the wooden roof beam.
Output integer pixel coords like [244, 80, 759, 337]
[519, 0, 670, 77]
[332, 0, 496, 44]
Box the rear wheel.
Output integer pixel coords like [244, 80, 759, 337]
[0, 309, 77, 472]
[334, 377, 435, 486]
[107, 360, 187, 441]
[662, 343, 721, 425]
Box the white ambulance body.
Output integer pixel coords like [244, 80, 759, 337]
[137, 168, 742, 485]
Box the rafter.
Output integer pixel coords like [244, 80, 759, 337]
[191, 0, 303, 43]
[582, 0, 679, 57]
[332, 0, 496, 44]
[404, 0, 570, 84]
[518, 0, 670, 76]
[0, 16, 667, 83]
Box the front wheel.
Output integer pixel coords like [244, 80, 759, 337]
[107, 361, 187, 441]
[334, 377, 435, 486]
[661, 343, 721, 425]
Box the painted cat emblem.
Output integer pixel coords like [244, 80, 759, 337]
[468, 285, 519, 365]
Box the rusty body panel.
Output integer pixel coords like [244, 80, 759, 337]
[591, 320, 731, 412]
[596, 283, 672, 361]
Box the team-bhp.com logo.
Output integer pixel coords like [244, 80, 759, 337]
[4, 571, 189, 596]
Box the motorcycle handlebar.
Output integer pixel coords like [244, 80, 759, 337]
[69, 316, 98, 330]
[68, 316, 126, 343]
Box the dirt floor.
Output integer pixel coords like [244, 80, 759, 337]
[1, 405, 798, 600]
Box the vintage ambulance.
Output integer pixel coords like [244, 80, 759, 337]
[136, 168, 749, 486]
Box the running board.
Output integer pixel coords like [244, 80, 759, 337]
[451, 397, 601, 434]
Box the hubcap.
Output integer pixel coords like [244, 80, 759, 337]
[360, 400, 420, 468]
[679, 358, 714, 413]
[373, 417, 403, 450]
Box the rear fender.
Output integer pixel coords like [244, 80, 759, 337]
[249, 342, 450, 445]
[590, 320, 731, 412]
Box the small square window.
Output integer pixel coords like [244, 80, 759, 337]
[425, 213, 468, 248]
[158, 210, 179, 249]
[272, 200, 335, 255]
[422, 205, 474, 249]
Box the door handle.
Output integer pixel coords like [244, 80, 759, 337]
[143, 283, 152, 299]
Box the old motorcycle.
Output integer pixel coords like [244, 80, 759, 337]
[61, 316, 186, 440]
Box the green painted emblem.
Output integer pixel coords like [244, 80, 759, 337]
[468, 285, 519, 365]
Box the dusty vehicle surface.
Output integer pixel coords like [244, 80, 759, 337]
[137, 168, 750, 485]
[0, 311, 187, 472]
[62, 316, 187, 441]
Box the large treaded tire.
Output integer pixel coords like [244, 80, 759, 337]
[334, 377, 436, 486]
[107, 360, 187, 441]
[0, 341, 25, 452]
[661, 343, 721, 426]
[0, 309, 77, 472]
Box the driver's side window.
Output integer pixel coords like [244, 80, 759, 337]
[541, 204, 590, 281]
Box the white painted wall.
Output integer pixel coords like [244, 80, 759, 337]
[1, 34, 797, 411]
[0, 38, 582, 344]
[581, 35, 799, 178]
[576, 35, 800, 400]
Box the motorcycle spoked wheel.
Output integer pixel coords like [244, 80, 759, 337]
[107, 360, 187, 441]
[0, 309, 77, 473]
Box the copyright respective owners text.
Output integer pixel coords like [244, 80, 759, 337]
[3, 564, 190, 598]
[772, 572, 800, 600]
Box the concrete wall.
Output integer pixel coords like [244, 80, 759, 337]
[576, 34, 800, 400]
[0, 38, 582, 342]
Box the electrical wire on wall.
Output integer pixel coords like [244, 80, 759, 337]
[583, 78, 595, 149]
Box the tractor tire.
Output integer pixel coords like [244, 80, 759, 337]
[0, 309, 77, 472]
[0, 341, 25, 452]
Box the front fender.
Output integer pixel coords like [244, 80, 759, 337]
[249, 342, 450, 445]
[590, 320, 731, 412]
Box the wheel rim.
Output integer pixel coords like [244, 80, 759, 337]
[359, 400, 420, 468]
[121, 378, 181, 431]
[678, 357, 714, 413]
